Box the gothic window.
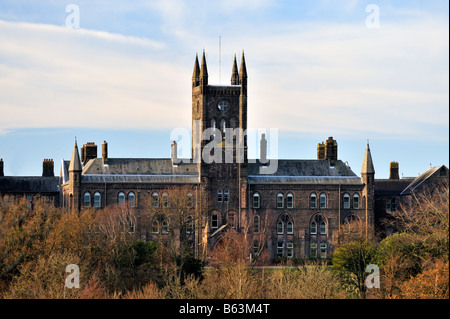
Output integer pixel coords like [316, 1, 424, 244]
[277, 221, 284, 234]
[343, 193, 350, 209]
[162, 193, 169, 208]
[228, 211, 236, 229]
[287, 221, 294, 234]
[320, 193, 327, 209]
[93, 192, 101, 208]
[217, 190, 223, 202]
[211, 213, 219, 230]
[220, 119, 226, 134]
[152, 192, 159, 207]
[152, 220, 159, 234]
[277, 193, 284, 209]
[161, 220, 169, 234]
[386, 197, 397, 212]
[186, 193, 194, 208]
[353, 194, 360, 209]
[310, 220, 317, 234]
[83, 192, 91, 207]
[310, 193, 317, 209]
[118, 192, 125, 206]
[286, 193, 294, 208]
[253, 193, 260, 209]
[128, 192, 136, 207]
[320, 221, 327, 235]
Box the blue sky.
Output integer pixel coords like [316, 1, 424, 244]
[0, 0, 448, 178]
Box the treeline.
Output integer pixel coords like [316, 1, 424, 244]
[0, 184, 448, 299]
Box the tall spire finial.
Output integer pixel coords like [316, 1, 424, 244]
[69, 137, 82, 172]
[200, 50, 208, 86]
[231, 54, 239, 85]
[361, 140, 375, 175]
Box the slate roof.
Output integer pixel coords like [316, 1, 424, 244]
[248, 159, 362, 185]
[0, 176, 60, 193]
[400, 165, 448, 196]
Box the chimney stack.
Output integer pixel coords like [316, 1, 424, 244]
[171, 141, 178, 165]
[42, 159, 54, 177]
[102, 141, 108, 165]
[389, 161, 399, 179]
[0, 158, 4, 176]
[260, 133, 268, 164]
[81, 142, 97, 165]
[317, 137, 338, 165]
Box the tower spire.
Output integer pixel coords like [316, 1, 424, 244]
[361, 141, 375, 175]
[192, 53, 200, 87]
[239, 50, 247, 81]
[231, 54, 239, 85]
[69, 137, 82, 172]
[200, 50, 208, 86]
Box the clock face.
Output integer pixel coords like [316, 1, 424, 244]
[218, 100, 229, 112]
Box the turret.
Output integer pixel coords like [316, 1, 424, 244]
[69, 138, 82, 212]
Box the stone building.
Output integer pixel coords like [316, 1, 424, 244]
[58, 52, 376, 261]
[1, 52, 447, 263]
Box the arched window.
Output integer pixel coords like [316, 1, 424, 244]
[277, 221, 284, 234]
[152, 220, 159, 234]
[311, 214, 327, 235]
[286, 193, 294, 208]
[310, 193, 317, 209]
[128, 192, 136, 207]
[253, 193, 260, 209]
[162, 193, 169, 208]
[253, 215, 260, 234]
[211, 212, 219, 230]
[320, 193, 327, 209]
[343, 193, 350, 209]
[152, 192, 159, 207]
[310, 220, 317, 234]
[217, 190, 223, 202]
[320, 221, 327, 235]
[93, 192, 101, 208]
[353, 194, 360, 209]
[277, 193, 284, 209]
[118, 192, 125, 206]
[287, 221, 294, 234]
[228, 211, 236, 229]
[211, 119, 216, 129]
[83, 192, 91, 207]
[161, 220, 169, 234]
[186, 193, 194, 208]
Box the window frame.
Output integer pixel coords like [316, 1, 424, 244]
[118, 191, 126, 206]
[286, 193, 294, 209]
[319, 193, 327, 209]
[353, 194, 360, 209]
[93, 192, 101, 208]
[253, 193, 260, 209]
[310, 193, 317, 209]
[83, 192, 91, 208]
[343, 193, 350, 209]
[277, 193, 284, 209]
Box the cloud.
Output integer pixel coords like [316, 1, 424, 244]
[0, 20, 191, 133]
[0, 6, 448, 143]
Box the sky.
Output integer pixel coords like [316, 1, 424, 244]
[0, 0, 448, 178]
